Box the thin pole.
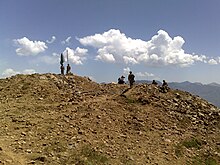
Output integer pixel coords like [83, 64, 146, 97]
[67, 49, 69, 65]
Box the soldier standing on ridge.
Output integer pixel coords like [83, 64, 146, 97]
[66, 64, 71, 74]
[128, 71, 135, 88]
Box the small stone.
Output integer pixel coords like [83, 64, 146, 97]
[164, 151, 169, 154]
[21, 132, 26, 136]
[26, 149, 32, 153]
[78, 130, 83, 135]
[28, 160, 36, 164]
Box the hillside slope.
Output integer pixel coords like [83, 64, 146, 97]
[0, 74, 219, 165]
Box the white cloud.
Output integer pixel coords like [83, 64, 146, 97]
[78, 29, 208, 67]
[46, 36, 56, 44]
[14, 37, 48, 56]
[218, 57, 220, 63]
[2, 68, 20, 77]
[62, 37, 71, 45]
[208, 59, 218, 65]
[74, 47, 88, 56]
[95, 53, 115, 63]
[123, 56, 138, 65]
[123, 67, 131, 75]
[2, 68, 36, 77]
[22, 69, 36, 74]
[136, 72, 155, 78]
[63, 47, 88, 65]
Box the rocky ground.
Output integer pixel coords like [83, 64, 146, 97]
[0, 73, 219, 165]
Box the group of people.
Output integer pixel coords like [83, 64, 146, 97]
[60, 64, 71, 75]
[118, 71, 135, 88]
[118, 71, 169, 92]
[152, 79, 169, 93]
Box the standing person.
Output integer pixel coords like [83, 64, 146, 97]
[128, 71, 135, 88]
[66, 64, 71, 74]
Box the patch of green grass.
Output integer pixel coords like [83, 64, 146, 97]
[174, 144, 183, 157]
[182, 138, 202, 149]
[53, 145, 109, 165]
[189, 155, 218, 165]
[191, 156, 203, 165]
[80, 146, 108, 165]
[120, 155, 134, 165]
[205, 157, 217, 165]
[125, 98, 136, 104]
[174, 138, 202, 158]
[21, 82, 31, 90]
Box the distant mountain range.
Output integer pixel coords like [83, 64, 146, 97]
[136, 80, 220, 108]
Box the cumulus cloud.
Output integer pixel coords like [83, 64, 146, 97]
[78, 29, 209, 67]
[14, 37, 48, 56]
[136, 72, 155, 78]
[46, 36, 56, 44]
[2, 68, 20, 77]
[95, 53, 115, 63]
[123, 67, 131, 75]
[63, 47, 88, 65]
[208, 59, 218, 65]
[62, 37, 71, 45]
[2, 68, 36, 77]
[22, 69, 36, 74]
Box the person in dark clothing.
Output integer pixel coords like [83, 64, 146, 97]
[128, 71, 135, 88]
[160, 80, 169, 93]
[152, 80, 158, 85]
[118, 75, 125, 84]
[66, 64, 71, 74]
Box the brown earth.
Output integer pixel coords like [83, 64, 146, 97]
[0, 73, 219, 165]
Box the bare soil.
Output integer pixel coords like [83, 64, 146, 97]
[0, 73, 219, 165]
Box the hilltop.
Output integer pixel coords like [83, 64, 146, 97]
[0, 73, 219, 165]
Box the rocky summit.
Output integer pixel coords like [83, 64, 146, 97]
[0, 73, 219, 165]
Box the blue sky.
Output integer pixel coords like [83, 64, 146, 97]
[1, 0, 220, 84]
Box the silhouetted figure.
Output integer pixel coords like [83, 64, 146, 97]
[160, 80, 169, 93]
[66, 64, 71, 74]
[118, 75, 125, 84]
[152, 80, 158, 85]
[128, 71, 135, 88]
[60, 64, 65, 75]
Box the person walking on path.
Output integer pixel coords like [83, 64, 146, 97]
[128, 71, 135, 88]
